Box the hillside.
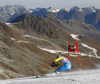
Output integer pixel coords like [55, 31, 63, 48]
[11, 14, 75, 50]
[85, 10, 100, 31]
[0, 14, 100, 80]
[46, 14, 100, 41]
[11, 13, 100, 58]
[11, 14, 100, 58]
[0, 21, 56, 79]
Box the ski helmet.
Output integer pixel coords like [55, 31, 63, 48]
[57, 55, 61, 58]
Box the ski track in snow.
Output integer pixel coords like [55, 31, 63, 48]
[0, 69, 100, 84]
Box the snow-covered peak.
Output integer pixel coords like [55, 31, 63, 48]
[60, 8, 70, 12]
[82, 6, 99, 13]
[0, 5, 32, 15]
[87, 6, 98, 12]
[46, 7, 60, 13]
[70, 6, 83, 12]
[78, 7, 83, 11]
[30, 6, 99, 13]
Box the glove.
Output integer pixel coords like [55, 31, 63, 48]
[52, 62, 55, 65]
[51, 64, 54, 67]
[51, 62, 55, 67]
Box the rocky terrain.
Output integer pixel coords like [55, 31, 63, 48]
[0, 5, 100, 80]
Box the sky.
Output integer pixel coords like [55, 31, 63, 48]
[0, 0, 100, 9]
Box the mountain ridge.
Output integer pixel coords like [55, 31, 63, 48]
[46, 14, 100, 41]
[31, 6, 100, 31]
[0, 5, 100, 31]
[0, 5, 100, 79]
[11, 14, 100, 55]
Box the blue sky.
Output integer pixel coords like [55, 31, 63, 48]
[0, 0, 100, 9]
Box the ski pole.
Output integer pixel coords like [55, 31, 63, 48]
[41, 65, 49, 69]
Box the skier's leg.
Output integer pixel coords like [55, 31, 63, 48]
[64, 62, 71, 71]
[54, 62, 71, 74]
[54, 65, 65, 74]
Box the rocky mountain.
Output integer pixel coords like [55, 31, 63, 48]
[31, 8, 51, 17]
[56, 8, 85, 22]
[0, 5, 32, 22]
[0, 13, 99, 79]
[31, 7, 85, 22]
[11, 14, 100, 56]
[11, 13, 74, 49]
[10, 13, 100, 57]
[31, 6, 98, 13]
[31, 6, 98, 18]
[0, 5, 100, 30]
[0, 21, 57, 79]
[0, 5, 100, 79]
[46, 7, 60, 13]
[31, 6, 100, 31]
[82, 6, 98, 15]
[46, 14, 100, 41]
[85, 10, 100, 31]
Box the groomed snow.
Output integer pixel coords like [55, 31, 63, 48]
[0, 69, 100, 84]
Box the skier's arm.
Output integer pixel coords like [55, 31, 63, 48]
[54, 56, 63, 62]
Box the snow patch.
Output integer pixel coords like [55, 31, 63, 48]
[70, 34, 80, 41]
[70, 34, 100, 59]
[6, 23, 10, 25]
[38, 47, 67, 54]
[10, 8, 15, 15]
[23, 35, 31, 38]
[81, 43, 100, 59]
[38, 47, 88, 57]
[11, 38, 30, 43]
[24, 34, 100, 59]
[61, 8, 70, 12]
[47, 7, 60, 13]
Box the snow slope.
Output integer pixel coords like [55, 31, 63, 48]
[0, 69, 100, 84]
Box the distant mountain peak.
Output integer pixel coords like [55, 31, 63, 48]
[30, 6, 99, 13]
[70, 6, 83, 12]
[87, 6, 99, 12]
[46, 6, 60, 13]
[47, 6, 54, 10]
[30, 7, 42, 11]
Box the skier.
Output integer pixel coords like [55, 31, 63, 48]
[51, 55, 71, 74]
